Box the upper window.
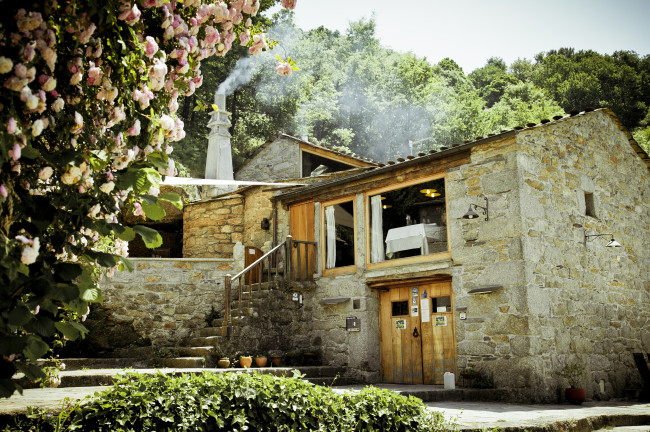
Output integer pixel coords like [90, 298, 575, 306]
[323, 198, 355, 271]
[368, 177, 447, 264]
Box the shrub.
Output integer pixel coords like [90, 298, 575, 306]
[1, 371, 452, 431]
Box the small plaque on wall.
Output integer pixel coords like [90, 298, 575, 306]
[346, 316, 360, 332]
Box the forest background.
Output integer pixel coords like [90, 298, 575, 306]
[175, 10, 650, 176]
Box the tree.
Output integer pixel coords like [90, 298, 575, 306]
[0, 0, 293, 397]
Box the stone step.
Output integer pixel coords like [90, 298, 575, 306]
[15, 366, 348, 389]
[34, 357, 151, 371]
[176, 347, 216, 357]
[155, 357, 208, 368]
[184, 335, 223, 347]
[197, 327, 226, 337]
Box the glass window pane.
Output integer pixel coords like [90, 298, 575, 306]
[369, 178, 448, 263]
[325, 201, 355, 269]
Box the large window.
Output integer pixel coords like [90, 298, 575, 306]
[322, 198, 355, 271]
[368, 177, 447, 264]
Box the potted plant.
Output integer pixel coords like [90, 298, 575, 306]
[255, 354, 268, 368]
[239, 355, 253, 369]
[561, 362, 587, 404]
[217, 357, 230, 368]
[285, 350, 302, 366]
[269, 351, 283, 366]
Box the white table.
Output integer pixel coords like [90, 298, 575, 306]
[385, 224, 446, 258]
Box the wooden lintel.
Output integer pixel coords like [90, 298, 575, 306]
[299, 143, 375, 168]
[366, 272, 452, 289]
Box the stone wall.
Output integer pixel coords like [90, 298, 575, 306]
[235, 137, 301, 182]
[515, 111, 650, 400]
[183, 196, 244, 258]
[91, 258, 234, 353]
[445, 135, 536, 399]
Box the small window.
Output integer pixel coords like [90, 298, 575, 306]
[392, 301, 409, 316]
[323, 199, 355, 269]
[585, 192, 596, 217]
[432, 296, 451, 313]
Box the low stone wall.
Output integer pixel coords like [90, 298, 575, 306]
[90, 258, 234, 353]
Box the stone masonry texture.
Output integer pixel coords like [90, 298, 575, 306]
[92, 258, 233, 353]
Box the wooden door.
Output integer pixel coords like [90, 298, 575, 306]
[244, 246, 263, 284]
[379, 281, 456, 385]
[289, 202, 315, 280]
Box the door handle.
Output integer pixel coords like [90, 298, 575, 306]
[413, 326, 419, 338]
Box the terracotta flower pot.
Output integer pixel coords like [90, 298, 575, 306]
[565, 388, 586, 405]
[239, 357, 252, 368]
[255, 357, 268, 368]
[217, 358, 230, 368]
[270, 356, 282, 367]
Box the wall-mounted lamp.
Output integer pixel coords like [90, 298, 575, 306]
[462, 196, 489, 221]
[260, 218, 270, 230]
[584, 231, 621, 247]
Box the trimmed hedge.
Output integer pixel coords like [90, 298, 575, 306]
[3, 371, 452, 431]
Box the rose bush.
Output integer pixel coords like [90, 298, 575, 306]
[0, 0, 295, 397]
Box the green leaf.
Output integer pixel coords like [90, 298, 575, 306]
[15, 362, 46, 381]
[158, 192, 183, 210]
[133, 225, 163, 248]
[8, 304, 33, 327]
[55, 322, 82, 341]
[20, 146, 41, 159]
[0, 336, 25, 356]
[23, 336, 49, 361]
[141, 200, 166, 221]
[147, 151, 168, 170]
[118, 256, 134, 272]
[81, 287, 102, 303]
[118, 225, 136, 242]
[55, 263, 83, 282]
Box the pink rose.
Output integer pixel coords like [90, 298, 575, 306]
[0, 185, 6, 198]
[276, 61, 292, 76]
[281, 0, 297, 9]
[7, 118, 16, 134]
[118, 4, 141, 25]
[144, 36, 158, 58]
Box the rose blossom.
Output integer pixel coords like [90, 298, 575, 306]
[118, 4, 141, 25]
[281, 0, 297, 9]
[7, 118, 16, 134]
[20, 237, 40, 265]
[38, 166, 53, 180]
[0, 57, 14, 74]
[144, 36, 158, 58]
[0, 185, 7, 198]
[277, 61, 292, 76]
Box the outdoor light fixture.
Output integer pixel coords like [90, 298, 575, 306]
[462, 196, 489, 221]
[584, 231, 622, 247]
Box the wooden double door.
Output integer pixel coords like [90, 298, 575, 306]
[379, 281, 456, 385]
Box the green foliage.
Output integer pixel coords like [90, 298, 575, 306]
[560, 362, 587, 389]
[2, 372, 452, 431]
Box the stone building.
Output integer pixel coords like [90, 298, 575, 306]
[102, 108, 649, 402]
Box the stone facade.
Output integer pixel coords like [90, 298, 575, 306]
[92, 258, 234, 352]
[98, 110, 648, 402]
[277, 110, 649, 402]
[183, 196, 244, 258]
[235, 136, 302, 182]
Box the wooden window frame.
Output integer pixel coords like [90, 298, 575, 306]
[321, 195, 357, 276]
[365, 173, 451, 270]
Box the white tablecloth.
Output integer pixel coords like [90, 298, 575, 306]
[385, 224, 446, 257]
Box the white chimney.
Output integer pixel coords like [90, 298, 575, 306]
[204, 92, 235, 197]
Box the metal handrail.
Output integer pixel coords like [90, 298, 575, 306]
[222, 235, 316, 336]
[230, 240, 286, 282]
